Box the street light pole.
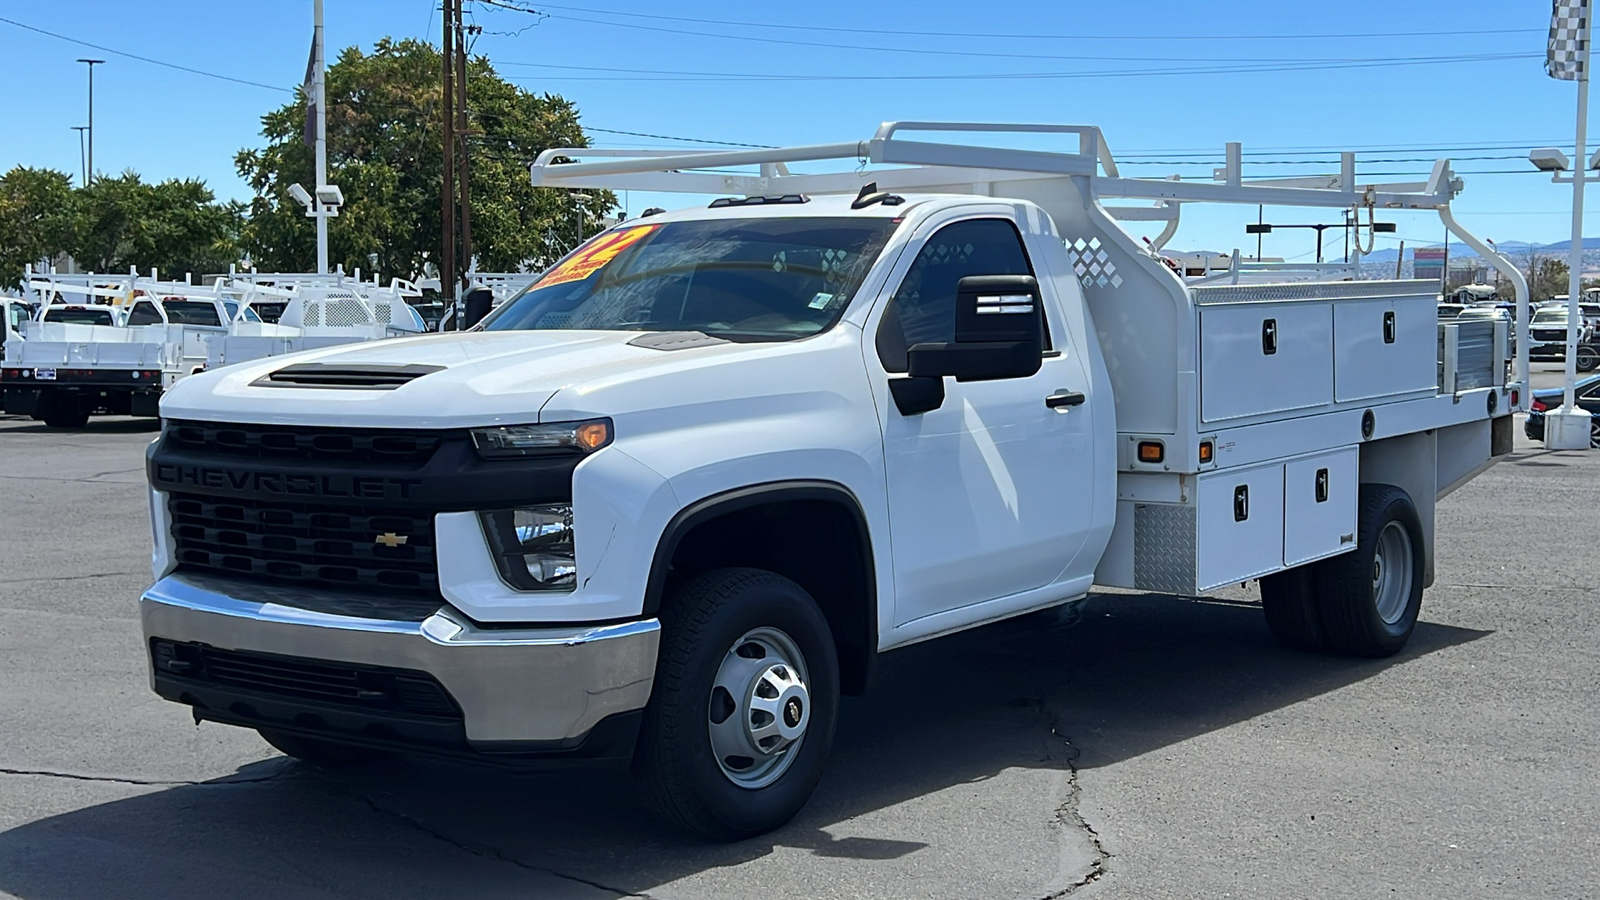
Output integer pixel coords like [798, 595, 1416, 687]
[71, 126, 88, 186]
[76, 59, 103, 185]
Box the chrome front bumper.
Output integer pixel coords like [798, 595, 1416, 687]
[140, 573, 660, 747]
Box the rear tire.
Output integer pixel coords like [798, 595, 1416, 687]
[1315, 484, 1425, 658]
[633, 567, 839, 841]
[1260, 566, 1326, 651]
[256, 728, 380, 765]
[41, 395, 89, 429]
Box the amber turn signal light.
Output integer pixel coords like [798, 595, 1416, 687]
[1137, 441, 1165, 464]
[1199, 440, 1214, 463]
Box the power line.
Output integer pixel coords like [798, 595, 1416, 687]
[478, 2, 1535, 65]
[487, 1, 1540, 43]
[499, 52, 1538, 84]
[0, 14, 291, 92]
[584, 127, 774, 148]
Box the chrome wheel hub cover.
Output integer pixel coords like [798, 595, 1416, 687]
[708, 626, 810, 789]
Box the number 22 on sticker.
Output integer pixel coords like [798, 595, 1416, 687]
[533, 225, 659, 289]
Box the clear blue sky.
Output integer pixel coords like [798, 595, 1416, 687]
[0, 0, 1591, 262]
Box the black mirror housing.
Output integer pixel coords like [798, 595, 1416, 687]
[904, 274, 1044, 383]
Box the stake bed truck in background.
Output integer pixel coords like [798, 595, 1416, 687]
[138, 123, 1527, 839]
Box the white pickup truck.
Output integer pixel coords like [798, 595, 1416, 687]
[2, 272, 237, 427]
[138, 123, 1528, 840]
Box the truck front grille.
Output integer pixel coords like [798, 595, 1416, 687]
[168, 492, 438, 596]
[164, 419, 444, 464]
[152, 640, 461, 720]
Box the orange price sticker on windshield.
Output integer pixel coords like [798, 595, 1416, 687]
[533, 224, 660, 289]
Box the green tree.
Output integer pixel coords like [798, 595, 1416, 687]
[73, 172, 244, 276]
[0, 167, 77, 288]
[1535, 257, 1571, 300]
[235, 37, 611, 279]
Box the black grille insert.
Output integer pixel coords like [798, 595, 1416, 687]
[164, 419, 445, 464]
[169, 492, 438, 595]
[152, 640, 460, 719]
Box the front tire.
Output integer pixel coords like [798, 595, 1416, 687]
[1315, 484, 1425, 657]
[1579, 345, 1599, 372]
[633, 568, 839, 841]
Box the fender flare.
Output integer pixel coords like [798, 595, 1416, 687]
[643, 479, 876, 615]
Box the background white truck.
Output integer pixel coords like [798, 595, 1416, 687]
[2, 271, 237, 427]
[204, 273, 427, 369]
[138, 123, 1525, 840]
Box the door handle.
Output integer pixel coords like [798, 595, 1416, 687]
[1046, 390, 1086, 409]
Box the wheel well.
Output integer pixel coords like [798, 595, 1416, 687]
[649, 487, 877, 696]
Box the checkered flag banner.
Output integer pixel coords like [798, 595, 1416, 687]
[1548, 0, 1590, 81]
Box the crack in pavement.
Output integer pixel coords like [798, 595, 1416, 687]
[0, 765, 293, 787]
[322, 777, 652, 898]
[0, 467, 146, 484]
[0, 571, 144, 586]
[1040, 725, 1110, 898]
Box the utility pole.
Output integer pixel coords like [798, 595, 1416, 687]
[71, 126, 88, 186]
[76, 59, 103, 184]
[312, 0, 329, 274]
[455, 0, 473, 292]
[440, 0, 456, 312]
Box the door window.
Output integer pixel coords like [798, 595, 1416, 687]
[875, 218, 1038, 373]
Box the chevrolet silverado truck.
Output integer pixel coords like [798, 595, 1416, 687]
[139, 123, 1526, 840]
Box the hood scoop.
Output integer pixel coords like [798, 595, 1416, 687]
[627, 331, 730, 351]
[254, 363, 445, 390]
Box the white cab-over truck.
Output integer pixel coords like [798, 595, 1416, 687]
[139, 123, 1528, 840]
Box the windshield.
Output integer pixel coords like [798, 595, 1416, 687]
[1457, 308, 1505, 319]
[44, 307, 114, 325]
[1534, 309, 1569, 324]
[161, 299, 221, 326]
[482, 217, 897, 341]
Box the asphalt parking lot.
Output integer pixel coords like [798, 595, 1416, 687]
[1, 370, 1596, 899]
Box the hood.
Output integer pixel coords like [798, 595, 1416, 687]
[161, 330, 757, 428]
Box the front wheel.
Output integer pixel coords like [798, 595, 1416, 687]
[633, 568, 839, 840]
[1579, 345, 1600, 373]
[1315, 484, 1425, 657]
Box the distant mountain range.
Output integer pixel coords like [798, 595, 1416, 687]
[1359, 238, 1600, 263]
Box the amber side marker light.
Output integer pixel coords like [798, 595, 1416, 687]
[575, 421, 612, 451]
[1199, 440, 1214, 464]
[1137, 441, 1165, 464]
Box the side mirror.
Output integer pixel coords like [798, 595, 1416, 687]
[891, 275, 1045, 415]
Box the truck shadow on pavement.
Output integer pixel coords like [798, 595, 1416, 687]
[0, 592, 1488, 899]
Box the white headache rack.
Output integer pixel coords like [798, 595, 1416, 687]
[530, 121, 1531, 406]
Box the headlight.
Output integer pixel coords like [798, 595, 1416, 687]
[470, 419, 612, 458]
[479, 505, 577, 591]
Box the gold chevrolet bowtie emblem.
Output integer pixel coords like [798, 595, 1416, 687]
[375, 533, 408, 548]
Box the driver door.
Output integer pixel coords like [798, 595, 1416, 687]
[871, 214, 1098, 627]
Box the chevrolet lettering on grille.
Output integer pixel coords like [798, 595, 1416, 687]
[151, 463, 421, 501]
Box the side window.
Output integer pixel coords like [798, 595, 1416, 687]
[875, 218, 1038, 373]
[127, 300, 164, 326]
